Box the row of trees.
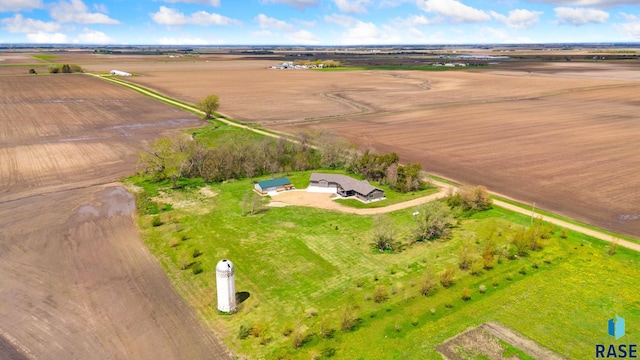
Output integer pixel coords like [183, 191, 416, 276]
[49, 64, 83, 74]
[138, 133, 322, 187]
[348, 150, 426, 193]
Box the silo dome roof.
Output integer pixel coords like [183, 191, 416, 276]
[216, 259, 234, 272]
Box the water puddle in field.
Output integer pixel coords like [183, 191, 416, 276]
[106, 118, 201, 133]
[618, 214, 640, 223]
[102, 187, 135, 217]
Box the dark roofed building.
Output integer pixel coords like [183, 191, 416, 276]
[309, 173, 385, 202]
[254, 177, 293, 195]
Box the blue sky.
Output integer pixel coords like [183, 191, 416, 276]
[1, 0, 639, 45]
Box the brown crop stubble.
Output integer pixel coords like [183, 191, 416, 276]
[0, 74, 230, 359]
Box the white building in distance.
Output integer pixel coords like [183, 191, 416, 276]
[216, 259, 236, 313]
[110, 70, 131, 76]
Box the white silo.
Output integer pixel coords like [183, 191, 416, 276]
[216, 259, 236, 313]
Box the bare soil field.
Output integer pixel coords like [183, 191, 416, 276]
[0, 74, 201, 203]
[436, 322, 564, 360]
[0, 73, 229, 359]
[93, 58, 640, 237]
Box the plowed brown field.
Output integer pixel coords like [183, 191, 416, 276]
[96, 58, 640, 237]
[0, 73, 229, 359]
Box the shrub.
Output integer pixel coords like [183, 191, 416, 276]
[179, 251, 190, 270]
[291, 327, 307, 349]
[319, 318, 335, 339]
[341, 306, 358, 332]
[420, 274, 437, 296]
[430, 308, 436, 315]
[519, 267, 527, 275]
[29, 68, 37, 74]
[321, 347, 336, 358]
[305, 308, 318, 318]
[411, 318, 419, 326]
[151, 215, 163, 227]
[479, 284, 487, 293]
[506, 273, 513, 281]
[461, 287, 472, 301]
[439, 267, 456, 288]
[445, 303, 453, 308]
[192, 248, 202, 258]
[281, 324, 293, 337]
[470, 259, 484, 276]
[169, 237, 179, 248]
[373, 285, 389, 303]
[251, 322, 267, 338]
[394, 323, 402, 332]
[191, 261, 203, 274]
[238, 324, 252, 339]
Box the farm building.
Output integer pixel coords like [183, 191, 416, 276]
[254, 177, 293, 195]
[110, 70, 131, 76]
[309, 173, 385, 202]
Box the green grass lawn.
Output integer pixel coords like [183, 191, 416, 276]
[130, 175, 640, 359]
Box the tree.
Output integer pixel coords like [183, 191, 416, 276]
[137, 135, 193, 187]
[457, 238, 474, 270]
[415, 201, 455, 241]
[28, 68, 37, 74]
[420, 269, 437, 296]
[197, 94, 220, 119]
[371, 215, 396, 252]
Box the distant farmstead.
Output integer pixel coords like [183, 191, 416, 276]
[254, 177, 293, 195]
[309, 173, 385, 202]
[110, 70, 131, 76]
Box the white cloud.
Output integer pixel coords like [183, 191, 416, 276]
[0, 0, 42, 12]
[491, 9, 542, 29]
[340, 21, 404, 44]
[49, 0, 119, 24]
[151, 6, 240, 26]
[392, 14, 439, 27]
[288, 29, 319, 44]
[294, 18, 317, 27]
[260, 0, 319, 10]
[333, 0, 371, 14]
[255, 13, 294, 30]
[379, 0, 413, 7]
[1, 14, 61, 33]
[620, 12, 638, 21]
[324, 13, 359, 27]
[554, 7, 609, 25]
[27, 31, 69, 43]
[251, 29, 274, 36]
[617, 12, 640, 39]
[162, 0, 221, 6]
[532, 0, 635, 7]
[619, 21, 640, 38]
[417, 0, 490, 23]
[157, 36, 213, 45]
[77, 28, 113, 44]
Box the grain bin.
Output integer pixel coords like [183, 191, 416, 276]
[216, 259, 236, 313]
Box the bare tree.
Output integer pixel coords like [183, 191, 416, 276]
[415, 201, 455, 241]
[371, 215, 396, 252]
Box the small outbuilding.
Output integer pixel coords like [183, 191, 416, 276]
[110, 70, 132, 76]
[254, 177, 293, 195]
